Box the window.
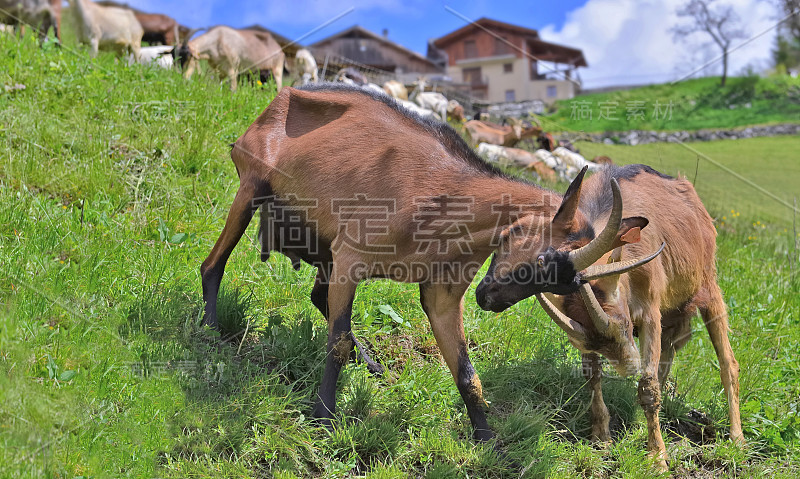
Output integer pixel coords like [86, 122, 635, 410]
[463, 40, 477, 59]
[546, 85, 558, 98]
[495, 37, 510, 55]
[505, 89, 516, 102]
[462, 67, 482, 85]
[503, 63, 513, 73]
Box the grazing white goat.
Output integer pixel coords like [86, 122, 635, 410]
[534, 147, 599, 182]
[68, 0, 142, 61]
[0, 0, 59, 41]
[395, 98, 436, 119]
[293, 48, 318, 85]
[134, 45, 173, 68]
[174, 26, 284, 92]
[414, 91, 447, 120]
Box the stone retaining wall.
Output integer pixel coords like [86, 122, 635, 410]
[560, 123, 800, 145]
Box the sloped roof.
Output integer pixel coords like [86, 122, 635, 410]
[433, 17, 586, 67]
[310, 25, 438, 68]
[433, 17, 540, 47]
[529, 39, 587, 67]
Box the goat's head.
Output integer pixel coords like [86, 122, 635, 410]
[172, 42, 193, 69]
[536, 244, 649, 377]
[476, 167, 664, 313]
[172, 28, 200, 69]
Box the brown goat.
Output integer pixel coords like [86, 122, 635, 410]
[478, 164, 742, 470]
[96, 1, 180, 45]
[465, 119, 541, 147]
[200, 84, 644, 441]
[134, 12, 179, 45]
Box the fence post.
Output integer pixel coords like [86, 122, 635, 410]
[321, 54, 329, 80]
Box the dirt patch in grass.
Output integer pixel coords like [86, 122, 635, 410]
[665, 409, 717, 445]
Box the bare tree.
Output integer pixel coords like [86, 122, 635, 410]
[672, 0, 749, 86]
[775, 0, 800, 41]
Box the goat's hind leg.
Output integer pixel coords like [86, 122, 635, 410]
[699, 283, 743, 444]
[201, 179, 269, 329]
[313, 274, 358, 425]
[310, 267, 383, 376]
[583, 353, 611, 442]
[659, 308, 693, 386]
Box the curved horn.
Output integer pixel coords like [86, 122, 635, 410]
[536, 293, 586, 340]
[183, 27, 204, 45]
[578, 283, 611, 335]
[568, 178, 623, 271]
[580, 242, 666, 281]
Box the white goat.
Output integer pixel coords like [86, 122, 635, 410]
[176, 26, 284, 92]
[395, 98, 436, 119]
[415, 91, 448, 120]
[68, 0, 142, 61]
[534, 147, 599, 182]
[293, 48, 318, 85]
[134, 45, 173, 69]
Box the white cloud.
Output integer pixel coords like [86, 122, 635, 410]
[540, 0, 780, 89]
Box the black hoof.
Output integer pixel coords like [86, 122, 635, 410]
[311, 411, 334, 430]
[365, 360, 385, 377]
[473, 428, 495, 442]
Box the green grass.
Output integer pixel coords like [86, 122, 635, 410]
[1, 34, 800, 478]
[575, 137, 800, 226]
[542, 76, 800, 133]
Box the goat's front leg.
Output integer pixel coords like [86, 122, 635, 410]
[700, 286, 744, 445]
[312, 276, 358, 425]
[89, 36, 99, 57]
[228, 68, 238, 92]
[639, 308, 668, 471]
[183, 57, 197, 80]
[420, 282, 492, 442]
[201, 180, 268, 328]
[582, 353, 611, 442]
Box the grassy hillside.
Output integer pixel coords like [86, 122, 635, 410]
[543, 76, 800, 133]
[1, 34, 800, 478]
[576, 138, 800, 226]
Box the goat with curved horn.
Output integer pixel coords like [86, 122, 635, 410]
[581, 242, 665, 280]
[568, 177, 623, 271]
[536, 293, 586, 339]
[482, 164, 743, 471]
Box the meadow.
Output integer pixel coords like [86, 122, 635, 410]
[543, 76, 800, 133]
[1, 34, 799, 478]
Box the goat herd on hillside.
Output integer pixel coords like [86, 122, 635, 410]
[3, 0, 744, 472]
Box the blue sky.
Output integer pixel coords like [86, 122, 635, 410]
[125, 0, 778, 88]
[126, 0, 589, 51]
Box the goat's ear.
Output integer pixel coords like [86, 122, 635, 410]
[285, 88, 348, 138]
[596, 246, 624, 293]
[610, 216, 648, 249]
[552, 166, 588, 228]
